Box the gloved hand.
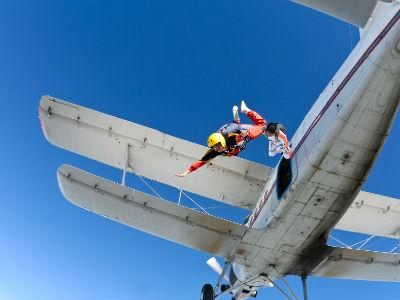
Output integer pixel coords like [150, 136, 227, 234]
[175, 170, 190, 177]
[283, 147, 293, 159]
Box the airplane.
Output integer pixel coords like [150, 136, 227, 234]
[39, 0, 400, 299]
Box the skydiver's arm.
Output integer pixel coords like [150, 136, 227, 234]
[277, 130, 289, 148]
[175, 149, 220, 177]
[275, 130, 293, 158]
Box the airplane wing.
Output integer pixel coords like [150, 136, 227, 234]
[57, 164, 256, 258]
[290, 0, 380, 28]
[335, 191, 400, 239]
[310, 246, 400, 282]
[39, 95, 273, 210]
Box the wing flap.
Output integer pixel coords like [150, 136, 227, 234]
[57, 164, 251, 258]
[335, 191, 400, 239]
[39, 95, 272, 210]
[311, 246, 400, 282]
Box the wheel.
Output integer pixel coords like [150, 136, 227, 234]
[200, 284, 214, 300]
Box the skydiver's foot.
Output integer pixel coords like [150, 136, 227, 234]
[240, 100, 250, 114]
[232, 105, 240, 123]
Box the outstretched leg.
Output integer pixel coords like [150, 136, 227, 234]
[240, 101, 267, 140]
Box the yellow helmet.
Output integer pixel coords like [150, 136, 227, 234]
[207, 133, 226, 148]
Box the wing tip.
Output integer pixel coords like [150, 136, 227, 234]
[56, 164, 76, 205]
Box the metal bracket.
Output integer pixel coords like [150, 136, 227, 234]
[47, 107, 53, 117]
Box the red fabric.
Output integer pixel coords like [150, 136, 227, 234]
[188, 160, 207, 173]
[225, 148, 240, 157]
[186, 109, 267, 174]
[242, 110, 267, 140]
[235, 134, 244, 143]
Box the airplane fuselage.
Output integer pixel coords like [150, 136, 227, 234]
[232, 3, 400, 298]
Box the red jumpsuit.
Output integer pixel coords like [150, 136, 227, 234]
[187, 110, 266, 173]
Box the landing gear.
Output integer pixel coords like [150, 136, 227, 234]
[200, 284, 214, 300]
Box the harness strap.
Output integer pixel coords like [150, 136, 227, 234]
[217, 123, 249, 154]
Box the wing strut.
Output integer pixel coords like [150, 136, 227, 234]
[301, 276, 308, 300]
[121, 143, 130, 186]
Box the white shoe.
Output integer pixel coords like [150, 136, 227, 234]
[240, 100, 250, 114]
[232, 105, 240, 123]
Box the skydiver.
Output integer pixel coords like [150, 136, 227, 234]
[264, 122, 292, 159]
[175, 101, 266, 177]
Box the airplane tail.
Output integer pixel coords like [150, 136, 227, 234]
[290, 0, 391, 28]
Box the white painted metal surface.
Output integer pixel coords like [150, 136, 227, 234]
[57, 164, 254, 258]
[335, 191, 400, 239]
[290, 0, 380, 27]
[311, 246, 400, 281]
[40, 95, 272, 210]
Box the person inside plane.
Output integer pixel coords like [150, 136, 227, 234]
[264, 122, 292, 159]
[175, 101, 266, 177]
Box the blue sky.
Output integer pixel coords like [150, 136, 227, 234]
[0, 1, 399, 299]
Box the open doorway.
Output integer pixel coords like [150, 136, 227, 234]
[277, 158, 292, 199]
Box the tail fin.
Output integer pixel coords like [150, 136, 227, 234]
[290, 0, 384, 28]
